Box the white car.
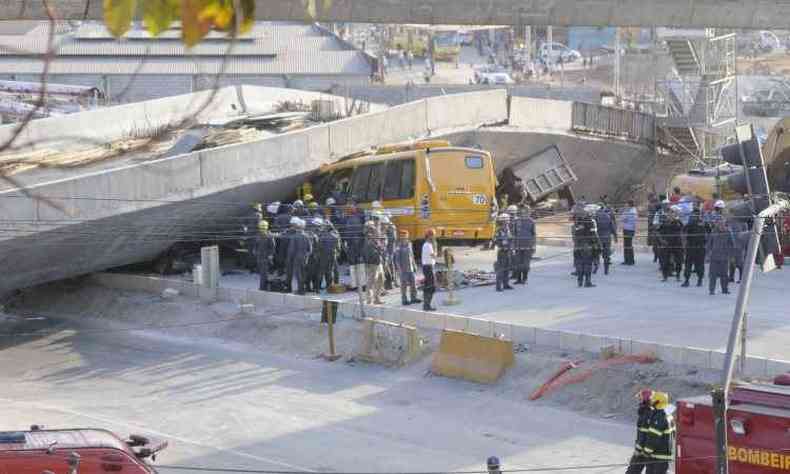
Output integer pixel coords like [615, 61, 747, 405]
[479, 72, 515, 85]
[538, 41, 582, 64]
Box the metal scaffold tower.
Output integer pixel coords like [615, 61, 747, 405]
[655, 28, 737, 167]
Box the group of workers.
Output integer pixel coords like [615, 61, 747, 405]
[250, 195, 438, 310]
[647, 189, 751, 295]
[492, 204, 537, 292]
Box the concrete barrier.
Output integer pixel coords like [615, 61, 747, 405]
[426, 90, 507, 132]
[357, 318, 423, 366]
[509, 97, 573, 131]
[432, 329, 515, 384]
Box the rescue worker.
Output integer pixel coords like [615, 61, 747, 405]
[642, 392, 674, 474]
[362, 221, 385, 305]
[682, 208, 706, 287]
[272, 202, 291, 274]
[317, 219, 341, 291]
[292, 199, 306, 217]
[286, 217, 312, 295]
[394, 230, 421, 306]
[255, 220, 276, 292]
[574, 206, 601, 288]
[307, 201, 321, 218]
[494, 213, 515, 292]
[595, 204, 618, 275]
[657, 206, 684, 282]
[625, 389, 654, 474]
[421, 228, 438, 311]
[647, 194, 662, 263]
[728, 214, 749, 284]
[706, 216, 738, 295]
[305, 217, 322, 293]
[512, 206, 536, 284]
[570, 202, 589, 276]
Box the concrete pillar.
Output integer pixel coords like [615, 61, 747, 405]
[200, 245, 220, 302]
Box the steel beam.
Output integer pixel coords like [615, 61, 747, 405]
[3, 0, 790, 29]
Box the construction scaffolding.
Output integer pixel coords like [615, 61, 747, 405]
[655, 28, 737, 167]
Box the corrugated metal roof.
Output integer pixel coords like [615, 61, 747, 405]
[0, 21, 372, 76]
[0, 53, 372, 75]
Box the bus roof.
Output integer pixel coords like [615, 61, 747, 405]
[322, 146, 492, 172]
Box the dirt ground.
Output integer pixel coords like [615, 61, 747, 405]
[7, 279, 717, 423]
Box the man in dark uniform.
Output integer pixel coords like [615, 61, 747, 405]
[342, 203, 365, 290]
[595, 204, 618, 275]
[574, 206, 601, 288]
[682, 208, 706, 287]
[512, 206, 536, 284]
[706, 217, 738, 295]
[255, 220, 276, 291]
[285, 218, 313, 295]
[272, 203, 292, 275]
[304, 217, 322, 293]
[494, 213, 514, 292]
[625, 389, 654, 474]
[317, 219, 341, 291]
[657, 206, 684, 282]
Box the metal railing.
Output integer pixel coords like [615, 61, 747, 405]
[571, 102, 655, 144]
[655, 78, 736, 128]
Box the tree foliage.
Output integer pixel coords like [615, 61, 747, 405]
[103, 0, 256, 46]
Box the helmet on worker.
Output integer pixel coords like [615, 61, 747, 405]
[497, 212, 510, 222]
[651, 391, 670, 410]
[293, 200, 304, 208]
[714, 200, 726, 209]
[326, 197, 336, 206]
[304, 193, 314, 203]
[258, 220, 269, 231]
[506, 204, 519, 214]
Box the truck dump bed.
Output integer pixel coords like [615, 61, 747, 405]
[508, 145, 578, 202]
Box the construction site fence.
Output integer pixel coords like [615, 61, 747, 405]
[571, 102, 655, 145]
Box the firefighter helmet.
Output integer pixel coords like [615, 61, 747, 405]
[258, 220, 269, 231]
[651, 391, 670, 409]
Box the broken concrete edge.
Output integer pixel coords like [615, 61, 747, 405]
[89, 272, 790, 378]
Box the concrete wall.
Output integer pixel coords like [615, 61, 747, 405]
[510, 97, 573, 131]
[92, 272, 790, 380]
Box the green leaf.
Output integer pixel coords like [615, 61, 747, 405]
[181, 0, 212, 47]
[143, 0, 177, 36]
[104, 0, 137, 38]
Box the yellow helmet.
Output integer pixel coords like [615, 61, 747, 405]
[304, 193, 314, 203]
[252, 203, 262, 212]
[258, 220, 269, 231]
[651, 391, 670, 410]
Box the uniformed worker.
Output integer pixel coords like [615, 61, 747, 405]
[494, 213, 514, 292]
[362, 221, 385, 305]
[595, 204, 617, 275]
[658, 206, 684, 282]
[285, 217, 312, 295]
[394, 230, 421, 306]
[682, 208, 706, 288]
[304, 217, 322, 293]
[272, 202, 291, 274]
[574, 206, 601, 288]
[625, 389, 654, 474]
[512, 205, 536, 284]
[706, 216, 738, 295]
[255, 220, 276, 291]
[343, 202, 365, 291]
[317, 219, 341, 291]
[642, 392, 675, 474]
[381, 215, 399, 290]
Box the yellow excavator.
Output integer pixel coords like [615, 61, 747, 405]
[670, 118, 790, 199]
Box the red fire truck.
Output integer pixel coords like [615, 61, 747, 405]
[676, 380, 790, 474]
[0, 427, 166, 474]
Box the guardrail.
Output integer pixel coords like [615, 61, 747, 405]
[571, 102, 655, 145]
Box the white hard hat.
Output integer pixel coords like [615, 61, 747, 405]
[266, 203, 280, 214]
[497, 213, 510, 221]
[371, 200, 383, 209]
[293, 200, 304, 207]
[326, 197, 336, 206]
[290, 216, 300, 225]
[506, 205, 519, 213]
[312, 217, 324, 226]
[715, 200, 726, 209]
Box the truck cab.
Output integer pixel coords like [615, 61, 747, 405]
[0, 427, 167, 474]
[676, 382, 790, 474]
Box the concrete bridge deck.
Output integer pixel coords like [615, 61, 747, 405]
[0, 86, 665, 295]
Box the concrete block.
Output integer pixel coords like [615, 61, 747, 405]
[418, 311, 445, 331]
[683, 348, 712, 369]
[511, 324, 536, 345]
[427, 90, 507, 131]
[443, 314, 467, 332]
[510, 97, 573, 130]
[492, 322, 513, 341]
[744, 356, 769, 378]
[534, 328, 562, 348]
[468, 318, 496, 337]
[766, 359, 790, 377]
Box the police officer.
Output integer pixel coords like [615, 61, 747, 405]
[512, 205, 536, 284]
[494, 213, 514, 292]
[682, 208, 706, 288]
[272, 202, 292, 275]
[394, 229, 421, 305]
[255, 220, 276, 291]
[317, 219, 341, 291]
[304, 217, 322, 293]
[285, 217, 312, 295]
[658, 206, 684, 282]
[574, 206, 601, 288]
[706, 217, 738, 295]
[595, 204, 618, 275]
[342, 202, 365, 291]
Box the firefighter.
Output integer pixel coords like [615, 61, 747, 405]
[642, 392, 674, 474]
[706, 216, 738, 295]
[394, 229, 421, 306]
[305, 217, 322, 293]
[494, 213, 514, 292]
[657, 206, 684, 282]
[574, 206, 601, 288]
[595, 204, 618, 275]
[317, 219, 341, 291]
[272, 202, 292, 274]
[512, 205, 536, 284]
[255, 220, 276, 292]
[625, 389, 654, 474]
[682, 208, 706, 287]
[285, 217, 312, 295]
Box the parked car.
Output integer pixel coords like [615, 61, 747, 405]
[538, 41, 582, 64]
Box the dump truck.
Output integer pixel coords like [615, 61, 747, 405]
[496, 145, 578, 207]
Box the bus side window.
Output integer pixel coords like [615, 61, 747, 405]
[351, 165, 373, 203]
[400, 159, 416, 199]
[366, 163, 386, 202]
[383, 160, 404, 200]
